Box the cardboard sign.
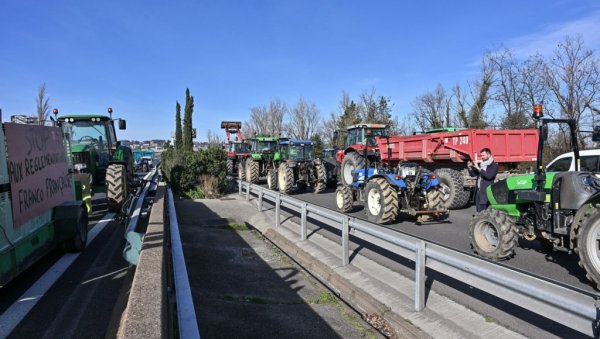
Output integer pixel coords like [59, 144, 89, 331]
[4, 124, 73, 228]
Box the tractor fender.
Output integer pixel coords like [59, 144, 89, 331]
[367, 174, 406, 190]
[570, 192, 600, 240]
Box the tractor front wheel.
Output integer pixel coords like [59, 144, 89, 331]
[365, 178, 398, 224]
[267, 169, 278, 190]
[340, 152, 365, 186]
[107, 163, 129, 212]
[314, 161, 327, 194]
[226, 159, 234, 175]
[575, 206, 600, 289]
[469, 208, 518, 260]
[335, 186, 354, 213]
[246, 158, 260, 184]
[278, 162, 294, 194]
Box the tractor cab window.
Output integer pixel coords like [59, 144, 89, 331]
[252, 140, 278, 152]
[547, 156, 572, 172]
[366, 128, 388, 146]
[288, 144, 314, 161]
[347, 127, 388, 146]
[68, 120, 110, 151]
[229, 142, 248, 153]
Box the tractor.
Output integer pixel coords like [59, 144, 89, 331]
[335, 124, 388, 186]
[335, 125, 448, 224]
[221, 121, 249, 175]
[469, 104, 600, 288]
[241, 136, 280, 184]
[56, 107, 135, 213]
[268, 139, 328, 194]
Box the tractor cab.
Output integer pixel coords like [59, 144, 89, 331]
[280, 140, 315, 163]
[250, 137, 279, 154]
[227, 141, 249, 156]
[344, 124, 388, 148]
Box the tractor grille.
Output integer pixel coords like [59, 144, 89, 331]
[72, 152, 91, 167]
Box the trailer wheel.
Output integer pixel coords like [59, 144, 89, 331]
[336, 186, 354, 213]
[226, 159, 234, 174]
[238, 162, 246, 181]
[278, 162, 294, 194]
[107, 163, 129, 212]
[314, 161, 327, 194]
[469, 208, 518, 260]
[267, 169, 278, 190]
[365, 178, 398, 224]
[434, 168, 470, 209]
[340, 152, 365, 186]
[63, 207, 88, 252]
[246, 158, 260, 184]
[575, 205, 600, 289]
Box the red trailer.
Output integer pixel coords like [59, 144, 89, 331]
[376, 128, 539, 209]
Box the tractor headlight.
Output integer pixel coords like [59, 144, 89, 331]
[74, 163, 87, 171]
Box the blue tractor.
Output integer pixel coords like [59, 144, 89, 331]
[335, 127, 449, 224]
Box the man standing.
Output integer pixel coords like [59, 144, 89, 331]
[467, 148, 498, 212]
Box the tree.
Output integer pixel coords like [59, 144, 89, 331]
[246, 98, 288, 137]
[207, 129, 223, 148]
[412, 84, 450, 131]
[544, 36, 600, 148]
[288, 97, 320, 139]
[321, 111, 339, 147]
[175, 101, 183, 150]
[183, 88, 194, 151]
[311, 133, 324, 157]
[36, 83, 50, 125]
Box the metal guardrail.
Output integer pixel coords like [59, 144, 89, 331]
[123, 168, 159, 265]
[239, 180, 600, 337]
[167, 188, 201, 339]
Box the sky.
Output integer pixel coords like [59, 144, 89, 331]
[1, 0, 600, 141]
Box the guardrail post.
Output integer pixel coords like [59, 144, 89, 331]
[275, 194, 281, 227]
[415, 241, 426, 311]
[258, 189, 263, 212]
[238, 180, 242, 195]
[300, 203, 307, 240]
[342, 216, 349, 266]
[246, 183, 250, 201]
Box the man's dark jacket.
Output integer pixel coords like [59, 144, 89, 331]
[468, 161, 499, 205]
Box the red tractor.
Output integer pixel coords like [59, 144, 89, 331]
[221, 121, 249, 176]
[335, 123, 389, 186]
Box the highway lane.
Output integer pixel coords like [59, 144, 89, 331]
[255, 183, 598, 294]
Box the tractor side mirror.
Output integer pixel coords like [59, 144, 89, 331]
[542, 125, 549, 141]
[119, 119, 127, 130]
[593, 126, 600, 142]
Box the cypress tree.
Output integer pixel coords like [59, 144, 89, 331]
[183, 88, 194, 151]
[175, 101, 183, 150]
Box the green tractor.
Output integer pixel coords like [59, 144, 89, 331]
[268, 139, 328, 194]
[56, 107, 135, 213]
[469, 104, 600, 288]
[240, 136, 280, 184]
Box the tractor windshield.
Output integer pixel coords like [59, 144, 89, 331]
[288, 144, 314, 161]
[66, 120, 109, 151]
[347, 128, 388, 147]
[229, 142, 248, 153]
[252, 140, 278, 153]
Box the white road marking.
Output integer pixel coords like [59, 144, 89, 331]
[0, 213, 115, 338]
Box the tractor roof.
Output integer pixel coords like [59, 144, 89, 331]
[58, 115, 111, 121]
[251, 136, 278, 141]
[280, 139, 314, 145]
[346, 123, 387, 130]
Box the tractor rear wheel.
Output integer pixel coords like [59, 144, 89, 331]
[335, 186, 353, 213]
[267, 169, 278, 190]
[278, 162, 294, 194]
[365, 178, 398, 224]
[63, 207, 88, 252]
[314, 161, 327, 194]
[226, 159, 234, 175]
[246, 158, 260, 184]
[238, 162, 246, 181]
[107, 163, 129, 212]
[434, 168, 470, 209]
[469, 208, 518, 260]
[340, 152, 365, 186]
[427, 189, 449, 221]
[575, 205, 600, 289]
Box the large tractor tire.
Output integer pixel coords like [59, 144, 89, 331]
[434, 168, 470, 209]
[245, 158, 260, 184]
[469, 208, 518, 260]
[335, 186, 354, 213]
[226, 159, 234, 175]
[238, 162, 246, 181]
[365, 178, 398, 224]
[267, 169, 278, 190]
[314, 161, 327, 194]
[574, 205, 600, 289]
[340, 152, 365, 186]
[107, 163, 129, 212]
[63, 206, 88, 252]
[278, 162, 294, 194]
[426, 189, 449, 221]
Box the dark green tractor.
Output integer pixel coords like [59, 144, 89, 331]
[241, 136, 280, 184]
[269, 139, 327, 194]
[56, 108, 135, 212]
[469, 104, 600, 288]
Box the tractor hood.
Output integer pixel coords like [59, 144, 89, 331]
[487, 173, 557, 206]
